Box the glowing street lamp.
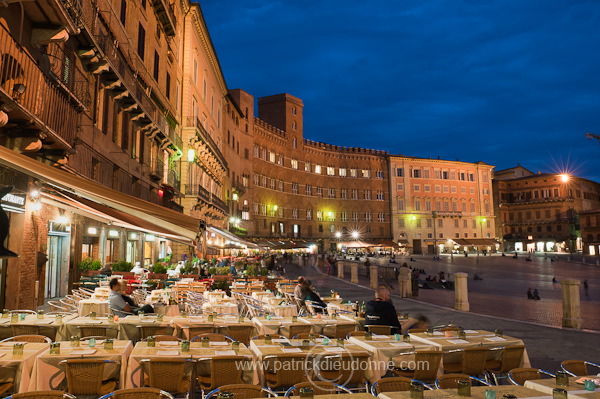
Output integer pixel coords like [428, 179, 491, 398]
[351, 231, 360, 240]
[335, 231, 342, 239]
[559, 174, 570, 183]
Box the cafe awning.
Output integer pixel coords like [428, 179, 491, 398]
[371, 240, 400, 248]
[41, 190, 194, 245]
[207, 225, 260, 248]
[339, 241, 376, 248]
[0, 146, 200, 240]
[451, 238, 499, 246]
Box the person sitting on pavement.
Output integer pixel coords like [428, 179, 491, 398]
[109, 278, 153, 317]
[365, 285, 402, 333]
[533, 288, 541, 300]
[527, 288, 534, 299]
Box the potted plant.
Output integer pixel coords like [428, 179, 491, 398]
[78, 258, 102, 276]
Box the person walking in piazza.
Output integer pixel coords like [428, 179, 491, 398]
[583, 279, 589, 296]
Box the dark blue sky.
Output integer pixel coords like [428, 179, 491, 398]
[199, 1, 600, 181]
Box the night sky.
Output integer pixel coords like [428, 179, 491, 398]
[199, 1, 600, 181]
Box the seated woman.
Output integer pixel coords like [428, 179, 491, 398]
[109, 278, 153, 317]
[300, 282, 327, 313]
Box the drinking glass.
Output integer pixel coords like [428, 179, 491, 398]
[292, 316, 298, 322]
[394, 334, 401, 341]
[238, 315, 244, 323]
[331, 313, 337, 319]
[70, 336, 80, 347]
[494, 329, 503, 337]
[322, 337, 330, 346]
[87, 338, 97, 348]
[485, 389, 497, 399]
[12, 343, 24, 355]
[365, 332, 373, 340]
[156, 314, 164, 322]
[49, 342, 60, 355]
[90, 312, 96, 320]
[19, 313, 26, 320]
[427, 328, 434, 336]
[1, 309, 8, 318]
[181, 340, 190, 352]
[207, 314, 214, 322]
[299, 387, 314, 398]
[458, 328, 467, 340]
[55, 314, 63, 324]
[104, 339, 114, 350]
[301, 340, 310, 349]
[410, 382, 424, 399]
[201, 337, 209, 348]
[457, 380, 471, 397]
[556, 371, 569, 387]
[231, 341, 240, 351]
[147, 337, 156, 347]
[138, 311, 145, 321]
[584, 380, 596, 391]
[403, 334, 411, 343]
[264, 334, 272, 344]
[37, 310, 44, 319]
[10, 313, 18, 323]
[553, 388, 567, 399]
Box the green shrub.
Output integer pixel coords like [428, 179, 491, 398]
[208, 267, 217, 275]
[246, 264, 258, 277]
[151, 263, 167, 274]
[214, 266, 230, 275]
[181, 263, 195, 275]
[112, 260, 133, 272]
[78, 258, 102, 271]
[259, 267, 269, 276]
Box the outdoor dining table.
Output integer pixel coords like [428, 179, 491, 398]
[59, 316, 120, 341]
[77, 298, 110, 316]
[202, 301, 239, 315]
[251, 291, 275, 302]
[524, 375, 600, 399]
[252, 316, 297, 335]
[118, 315, 176, 341]
[347, 334, 437, 382]
[204, 291, 227, 303]
[172, 314, 256, 339]
[0, 314, 75, 341]
[408, 329, 531, 373]
[297, 316, 358, 335]
[0, 341, 48, 393]
[264, 304, 298, 317]
[124, 340, 256, 388]
[378, 386, 553, 399]
[287, 395, 374, 399]
[28, 339, 133, 391]
[249, 337, 372, 384]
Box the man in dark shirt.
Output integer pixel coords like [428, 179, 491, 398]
[365, 285, 402, 333]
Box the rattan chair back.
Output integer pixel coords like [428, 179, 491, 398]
[78, 326, 109, 338]
[462, 347, 489, 376]
[144, 335, 181, 342]
[285, 324, 312, 338]
[293, 333, 325, 340]
[412, 351, 443, 382]
[109, 387, 174, 399]
[322, 323, 356, 339]
[11, 325, 40, 336]
[141, 358, 190, 394]
[263, 353, 311, 390]
[218, 325, 254, 345]
[62, 359, 117, 396]
[138, 326, 174, 340]
[319, 352, 370, 387]
[346, 331, 368, 338]
[190, 333, 231, 342]
[288, 381, 341, 396]
[7, 335, 51, 343]
[213, 384, 266, 399]
[183, 325, 214, 340]
[252, 334, 287, 340]
[373, 377, 413, 394]
[407, 328, 427, 333]
[366, 325, 392, 335]
[561, 360, 588, 376]
[436, 374, 472, 389]
[11, 391, 75, 398]
[495, 345, 526, 373]
[197, 355, 249, 390]
[508, 368, 551, 385]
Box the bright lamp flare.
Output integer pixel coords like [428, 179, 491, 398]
[559, 174, 570, 183]
[351, 231, 359, 239]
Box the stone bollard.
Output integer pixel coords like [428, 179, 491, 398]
[370, 265, 378, 289]
[351, 263, 359, 284]
[337, 261, 344, 279]
[454, 272, 469, 311]
[398, 267, 412, 298]
[561, 280, 582, 329]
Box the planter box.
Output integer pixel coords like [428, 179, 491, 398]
[147, 273, 168, 280]
[180, 274, 199, 280]
[82, 270, 101, 277]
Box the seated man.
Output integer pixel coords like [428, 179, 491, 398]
[365, 285, 401, 333]
[108, 278, 153, 317]
[294, 276, 307, 299]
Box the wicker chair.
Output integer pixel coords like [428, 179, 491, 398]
[142, 335, 181, 342]
[508, 368, 555, 386]
[365, 325, 394, 335]
[98, 388, 174, 399]
[252, 334, 287, 340]
[7, 391, 76, 399]
[435, 373, 491, 389]
[370, 377, 414, 395]
[407, 328, 427, 333]
[138, 326, 174, 340]
[60, 359, 118, 396]
[182, 325, 214, 340]
[11, 325, 40, 336]
[322, 323, 356, 339]
[48, 301, 71, 313]
[346, 331, 368, 338]
[292, 333, 326, 340]
[560, 360, 600, 376]
[8, 310, 37, 315]
[205, 384, 276, 399]
[190, 333, 232, 342]
[317, 352, 371, 392]
[218, 325, 254, 345]
[0, 364, 16, 397]
[1, 335, 51, 343]
[440, 326, 459, 332]
[139, 358, 194, 396]
[444, 347, 490, 376]
[484, 345, 525, 385]
[392, 351, 443, 383]
[283, 324, 312, 339]
[78, 326, 110, 339]
[285, 381, 351, 397]
[263, 353, 312, 391]
[196, 355, 251, 391]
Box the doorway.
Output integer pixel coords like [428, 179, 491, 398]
[46, 233, 70, 298]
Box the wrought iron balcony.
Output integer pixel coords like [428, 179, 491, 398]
[184, 116, 227, 169]
[212, 195, 229, 214]
[185, 184, 211, 203]
[150, 0, 177, 37]
[0, 23, 79, 149]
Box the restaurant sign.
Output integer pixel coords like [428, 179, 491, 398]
[1, 192, 26, 213]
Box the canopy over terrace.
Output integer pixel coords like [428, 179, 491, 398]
[338, 240, 377, 248]
[249, 239, 314, 250]
[452, 238, 500, 246]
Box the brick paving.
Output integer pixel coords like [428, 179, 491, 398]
[285, 257, 600, 372]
